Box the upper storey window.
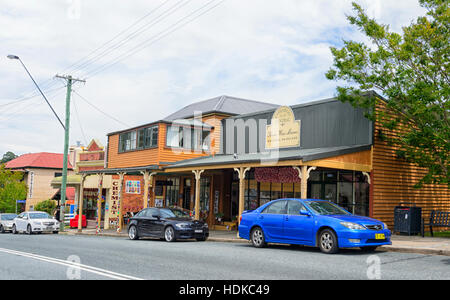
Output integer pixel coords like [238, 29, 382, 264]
[166, 125, 210, 152]
[118, 125, 158, 153]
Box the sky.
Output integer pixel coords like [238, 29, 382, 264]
[0, 0, 427, 157]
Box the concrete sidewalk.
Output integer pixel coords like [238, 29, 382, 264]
[61, 228, 450, 256]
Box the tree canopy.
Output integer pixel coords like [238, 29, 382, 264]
[0, 151, 18, 164]
[0, 164, 27, 213]
[326, 0, 449, 187]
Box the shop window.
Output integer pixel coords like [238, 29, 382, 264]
[259, 182, 271, 206]
[271, 183, 282, 201]
[294, 183, 301, 198]
[245, 179, 258, 210]
[165, 178, 180, 207]
[200, 177, 210, 212]
[283, 183, 294, 198]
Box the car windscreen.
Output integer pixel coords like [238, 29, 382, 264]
[305, 201, 350, 216]
[160, 208, 190, 219]
[29, 213, 51, 219]
[1, 214, 17, 220]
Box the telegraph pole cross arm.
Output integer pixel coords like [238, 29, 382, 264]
[54, 74, 86, 231]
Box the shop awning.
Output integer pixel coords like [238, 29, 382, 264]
[164, 144, 372, 171]
[78, 164, 160, 175]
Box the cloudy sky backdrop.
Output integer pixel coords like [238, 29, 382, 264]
[0, 0, 426, 156]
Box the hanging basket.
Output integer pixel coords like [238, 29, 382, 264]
[255, 167, 300, 183]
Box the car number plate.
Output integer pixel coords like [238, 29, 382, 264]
[375, 233, 385, 240]
[195, 229, 203, 233]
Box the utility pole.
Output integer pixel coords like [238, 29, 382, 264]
[55, 74, 85, 231]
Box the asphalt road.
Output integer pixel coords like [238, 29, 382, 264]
[0, 233, 449, 280]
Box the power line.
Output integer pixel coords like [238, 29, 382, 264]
[85, 0, 226, 79]
[60, 0, 173, 75]
[72, 96, 88, 146]
[69, 0, 190, 76]
[4, 1, 174, 105]
[0, 88, 66, 123]
[73, 89, 130, 128]
[0, 85, 66, 109]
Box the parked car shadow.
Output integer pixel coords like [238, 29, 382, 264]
[236, 242, 380, 255]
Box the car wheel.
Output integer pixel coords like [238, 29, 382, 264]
[360, 246, 378, 252]
[53, 231, 59, 234]
[164, 226, 176, 242]
[0, 225, 4, 233]
[196, 237, 207, 242]
[26, 225, 33, 235]
[128, 225, 139, 240]
[318, 229, 339, 254]
[12, 224, 18, 234]
[251, 227, 266, 248]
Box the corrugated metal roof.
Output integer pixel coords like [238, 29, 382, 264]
[5, 152, 73, 170]
[163, 95, 279, 121]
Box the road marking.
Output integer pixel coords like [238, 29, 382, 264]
[0, 247, 144, 280]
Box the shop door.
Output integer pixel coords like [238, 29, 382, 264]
[183, 186, 191, 210]
[231, 182, 239, 220]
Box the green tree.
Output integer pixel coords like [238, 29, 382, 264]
[0, 164, 27, 213]
[326, 0, 449, 187]
[34, 199, 57, 215]
[0, 151, 18, 164]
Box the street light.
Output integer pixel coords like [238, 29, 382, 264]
[7, 54, 65, 129]
[8, 54, 68, 231]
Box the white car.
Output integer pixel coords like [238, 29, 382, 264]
[12, 211, 60, 234]
[0, 213, 17, 233]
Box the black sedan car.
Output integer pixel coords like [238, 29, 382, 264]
[127, 207, 209, 242]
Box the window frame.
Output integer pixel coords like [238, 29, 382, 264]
[118, 125, 159, 153]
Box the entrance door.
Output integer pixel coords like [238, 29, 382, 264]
[231, 182, 239, 221]
[183, 179, 191, 210]
[183, 187, 191, 210]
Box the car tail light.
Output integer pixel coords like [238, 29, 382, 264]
[239, 216, 242, 223]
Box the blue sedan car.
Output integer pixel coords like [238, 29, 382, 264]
[238, 199, 391, 254]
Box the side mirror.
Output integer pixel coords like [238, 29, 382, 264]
[299, 210, 311, 216]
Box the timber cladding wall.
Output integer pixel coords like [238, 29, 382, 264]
[371, 100, 450, 229]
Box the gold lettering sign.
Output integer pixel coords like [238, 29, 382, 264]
[266, 106, 300, 149]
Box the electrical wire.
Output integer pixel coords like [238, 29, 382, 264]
[69, 0, 190, 76]
[72, 96, 88, 146]
[85, 0, 226, 79]
[60, 0, 173, 75]
[72, 89, 130, 128]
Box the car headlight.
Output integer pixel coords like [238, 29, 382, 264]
[203, 223, 208, 228]
[340, 222, 365, 230]
[382, 222, 388, 230]
[175, 223, 190, 229]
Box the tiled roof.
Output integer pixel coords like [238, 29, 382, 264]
[5, 152, 73, 170]
[163, 95, 279, 121]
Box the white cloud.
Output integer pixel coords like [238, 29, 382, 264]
[0, 0, 426, 156]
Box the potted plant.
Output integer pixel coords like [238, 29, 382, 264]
[215, 212, 224, 224]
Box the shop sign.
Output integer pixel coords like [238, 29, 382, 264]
[265, 106, 300, 149]
[109, 180, 119, 220]
[125, 180, 141, 194]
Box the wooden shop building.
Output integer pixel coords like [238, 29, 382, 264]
[79, 93, 450, 232]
